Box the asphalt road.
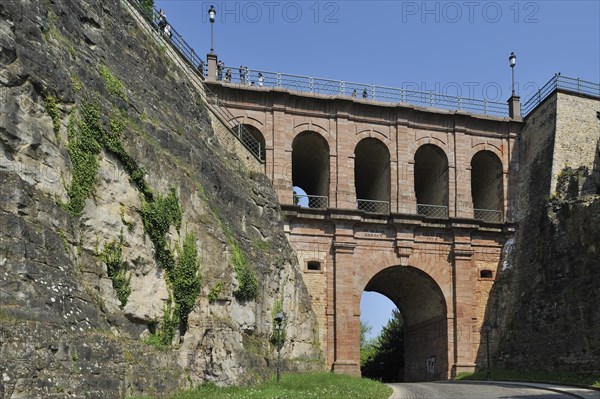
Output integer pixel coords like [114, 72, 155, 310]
[388, 382, 575, 398]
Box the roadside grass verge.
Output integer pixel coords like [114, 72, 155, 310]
[456, 369, 600, 388]
[171, 372, 393, 399]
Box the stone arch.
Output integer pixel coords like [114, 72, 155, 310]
[471, 150, 504, 217]
[356, 128, 390, 143]
[288, 122, 332, 152]
[467, 142, 505, 172]
[407, 136, 453, 164]
[361, 265, 449, 381]
[292, 131, 330, 207]
[413, 144, 449, 215]
[354, 138, 391, 210]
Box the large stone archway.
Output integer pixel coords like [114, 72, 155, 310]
[364, 266, 448, 381]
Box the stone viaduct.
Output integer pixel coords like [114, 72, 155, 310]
[190, 45, 532, 381]
[206, 74, 522, 380]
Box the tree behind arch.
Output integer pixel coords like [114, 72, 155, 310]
[361, 309, 405, 382]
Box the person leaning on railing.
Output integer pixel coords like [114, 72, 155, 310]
[157, 8, 167, 30]
[217, 60, 224, 81]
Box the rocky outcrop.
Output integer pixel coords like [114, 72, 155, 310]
[485, 143, 600, 375]
[0, 0, 320, 397]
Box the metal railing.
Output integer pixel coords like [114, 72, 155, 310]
[417, 204, 449, 219]
[357, 199, 390, 214]
[474, 209, 503, 223]
[126, 0, 264, 162]
[293, 194, 329, 209]
[218, 66, 508, 117]
[522, 74, 600, 116]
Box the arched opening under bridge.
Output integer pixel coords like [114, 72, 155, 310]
[363, 265, 448, 381]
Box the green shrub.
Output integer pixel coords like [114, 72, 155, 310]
[231, 241, 257, 301]
[100, 233, 131, 308]
[172, 233, 201, 330]
[145, 301, 179, 348]
[141, 188, 182, 246]
[208, 282, 223, 303]
[99, 64, 127, 101]
[43, 91, 61, 136]
[139, 0, 155, 18]
[65, 102, 103, 215]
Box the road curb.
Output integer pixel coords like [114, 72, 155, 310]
[453, 380, 600, 399]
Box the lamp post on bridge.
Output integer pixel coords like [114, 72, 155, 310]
[507, 51, 521, 120]
[509, 52, 517, 95]
[208, 5, 216, 54]
[206, 5, 218, 81]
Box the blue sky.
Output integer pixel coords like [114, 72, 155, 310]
[155, 0, 600, 340]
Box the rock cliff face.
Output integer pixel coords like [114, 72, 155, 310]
[0, 0, 320, 397]
[485, 92, 600, 376]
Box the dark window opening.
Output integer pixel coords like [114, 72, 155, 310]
[307, 261, 321, 271]
[480, 270, 493, 279]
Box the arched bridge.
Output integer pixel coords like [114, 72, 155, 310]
[207, 75, 521, 380]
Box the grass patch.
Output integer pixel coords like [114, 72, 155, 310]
[456, 369, 600, 388]
[171, 372, 392, 399]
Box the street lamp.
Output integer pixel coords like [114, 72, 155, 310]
[275, 311, 286, 384]
[509, 52, 517, 96]
[483, 321, 492, 381]
[208, 5, 216, 54]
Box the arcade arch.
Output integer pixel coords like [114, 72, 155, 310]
[292, 131, 330, 208]
[354, 138, 391, 212]
[414, 144, 449, 217]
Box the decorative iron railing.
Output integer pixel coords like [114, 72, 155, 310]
[522, 74, 600, 116]
[416, 204, 449, 219]
[293, 194, 329, 209]
[357, 199, 390, 214]
[474, 209, 503, 223]
[125, 0, 264, 162]
[218, 66, 509, 117]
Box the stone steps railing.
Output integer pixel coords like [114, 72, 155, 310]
[122, 0, 264, 162]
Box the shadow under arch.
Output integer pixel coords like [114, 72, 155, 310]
[364, 265, 448, 381]
[414, 144, 449, 216]
[471, 150, 504, 216]
[354, 137, 391, 209]
[292, 131, 330, 207]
